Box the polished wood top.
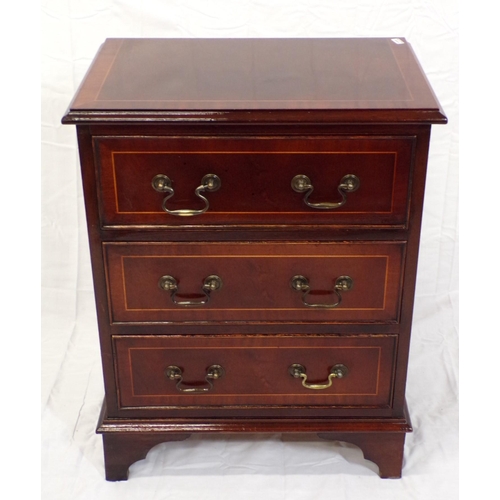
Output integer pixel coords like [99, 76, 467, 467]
[62, 38, 446, 124]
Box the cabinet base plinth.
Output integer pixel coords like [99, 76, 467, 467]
[101, 432, 191, 481]
[317, 432, 406, 479]
[97, 403, 412, 481]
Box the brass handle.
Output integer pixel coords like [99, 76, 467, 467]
[152, 173, 221, 216]
[291, 275, 353, 308]
[289, 363, 348, 390]
[158, 274, 222, 306]
[291, 174, 359, 209]
[165, 365, 225, 393]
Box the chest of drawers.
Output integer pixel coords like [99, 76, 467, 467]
[62, 38, 446, 480]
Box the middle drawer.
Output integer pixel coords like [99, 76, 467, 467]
[104, 241, 405, 324]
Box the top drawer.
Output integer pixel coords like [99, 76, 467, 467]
[94, 136, 414, 228]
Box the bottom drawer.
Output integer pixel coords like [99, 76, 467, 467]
[114, 335, 397, 409]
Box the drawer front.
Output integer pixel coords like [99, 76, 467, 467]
[114, 335, 397, 409]
[105, 242, 405, 323]
[94, 136, 414, 228]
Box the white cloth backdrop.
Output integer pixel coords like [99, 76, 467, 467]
[41, 1, 459, 499]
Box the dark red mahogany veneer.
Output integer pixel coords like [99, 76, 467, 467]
[62, 38, 446, 480]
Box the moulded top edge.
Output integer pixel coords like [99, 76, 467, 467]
[63, 38, 447, 125]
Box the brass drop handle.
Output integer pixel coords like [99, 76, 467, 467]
[165, 365, 225, 393]
[291, 275, 353, 308]
[291, 174, 360, 209]
[158, 274, 222, 306]
[289, 363, 348, 390]
[152, 173, 221, 216]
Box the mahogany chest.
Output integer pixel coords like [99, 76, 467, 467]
[62, 38, 446, 480]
